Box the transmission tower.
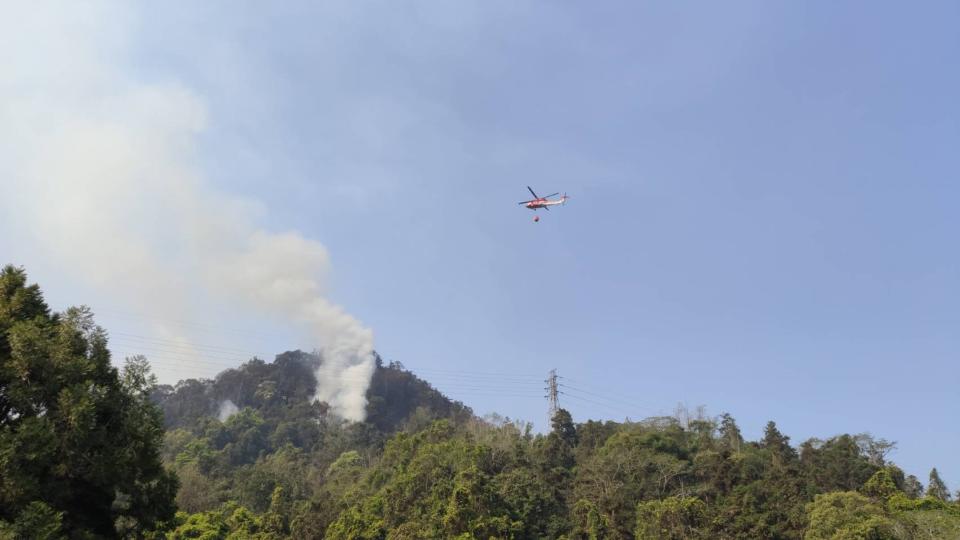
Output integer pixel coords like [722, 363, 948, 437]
[545, 368, 559, 422]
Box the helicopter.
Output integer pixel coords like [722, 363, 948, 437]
[518, 186, 569, 222]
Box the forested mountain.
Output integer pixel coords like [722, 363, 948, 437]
[151, 355, 960, 539]
[2, 265, 959, 539]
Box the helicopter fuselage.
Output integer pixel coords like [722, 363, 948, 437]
[525, 196, 568, 210]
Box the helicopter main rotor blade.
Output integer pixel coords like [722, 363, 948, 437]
[527, 186, 539, 199]
[543, 192, 559, 199]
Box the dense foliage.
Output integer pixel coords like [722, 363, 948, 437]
[155, 356, 960, 539]
[2, 265, 958, 538]
[0, 266, 177, 538]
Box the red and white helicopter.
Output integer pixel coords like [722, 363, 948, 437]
[518, 186, 569, 222]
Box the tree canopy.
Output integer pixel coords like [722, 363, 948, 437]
[3, 265, 958, 539]
[0, 266, 177, 537]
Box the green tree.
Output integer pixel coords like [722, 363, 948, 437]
[714, 440, 808, 539]
[0, 266, 177, 536]
[903, 475, 923, 499]
[0, 501, 64, 540]
[763, 421, 797, 468]
[635, 496, 709, 539]
[325, 420, 520, 538]
[494, 466, 562, 538]
[926, 468, 950, 501]
[441, 465, 520, 538]
[800, 435, 878, 493]
[862, 468, 900, 501]
[718, 413, 743, 453]
[541, 408, 577, 475]
[573, 425, 689, 537]
[569, 498, 614, 540]
[552, 408, 578, 447]
[167, 509, 229, 539]
[804, 491, 898, 540]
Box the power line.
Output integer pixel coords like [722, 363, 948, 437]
[560, 376, 662, 410]
[559, 383, 657, 414]
[443, 392, 543, 399]
[92, 306, 285, 342]
[110, 331, 269, 356]
[560, 392, 635, 419]
[110, 349, 245, 368]
[414, 376, 543, 387]
[110, 342, 255, 363]
[406, 367, 542, 380]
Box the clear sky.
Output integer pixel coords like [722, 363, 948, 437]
[1, 2, 957, 488]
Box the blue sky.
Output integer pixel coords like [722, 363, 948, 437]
[2, 2, 957, 487]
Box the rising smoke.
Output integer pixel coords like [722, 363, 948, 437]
[218, 400, 240, 422]
[0, 3, 376, 420]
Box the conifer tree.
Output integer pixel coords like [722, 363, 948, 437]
[926, 468, 950, 501]
[718, 413, 743, 452]
[762, 420, 797, 466]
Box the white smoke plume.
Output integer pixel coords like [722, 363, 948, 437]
[218, 400, 240, 422]
[0, 3, 375, 420]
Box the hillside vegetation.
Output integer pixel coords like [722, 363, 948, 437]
[2, 265, 958, 539]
